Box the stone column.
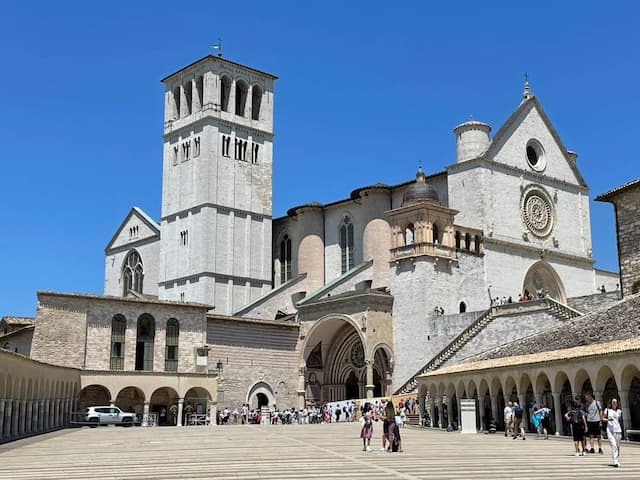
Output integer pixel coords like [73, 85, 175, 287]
[457, 397, 463, 429]
[365, 363, 374, 399]
[25, 401, 33, 435]
[552, 393, 563, 436]
[490, 394, 499, 429]
[38, 400, 45, 432]
[0, 399, 5, 440]
[5, 401, 13, 439]
[437, 397, 445, 429]
[177, 399, 184, 427]
[45, 400, 51, 430]
[32, 401, 39, 433]
[297, 369, 306, 410]
[619, 390, 632, 435]
[142, 401, 150, 427]
[518, 393, 527, 431]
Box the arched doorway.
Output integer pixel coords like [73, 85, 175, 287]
[345, 371, 359, 400]
[247, 382, 275, 410]
[150, 387, 178, 426]
[114, 387, 145, 421]
[301, 315, 371, 404]
[185, 387, 211, 424]
[522, 261, 566, 303]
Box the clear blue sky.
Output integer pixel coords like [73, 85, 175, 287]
[1, 1, 636, 317]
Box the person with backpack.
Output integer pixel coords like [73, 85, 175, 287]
[585, 392, 604, 454]
[512, 402, 526, 440]
[565, 400, 588, 456]
[603, 398, 623, 468]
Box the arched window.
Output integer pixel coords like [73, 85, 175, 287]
[110, 315, 126, 370]
[122, 250, 144, 296]
[220, 76, 231, 112]
[455, 231, 461, 249]
[474, 235, 481, 253]
[340, 218, 355, 273]
[135, 314, 155, 371]
[459, 302, 467, 313]
[235, 80, 248, 116]
[432, 224, 440, 244]
[404, 224, 415, 245]
[280, 235, 292, 283]
[165, 318, 179, 372]
[464, 233, 471, 250]
[251, 85, 262, 121]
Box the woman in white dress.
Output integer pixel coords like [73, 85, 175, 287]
[603, 398, 623, 468]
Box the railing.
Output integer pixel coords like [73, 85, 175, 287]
[391, 242, 456, 261]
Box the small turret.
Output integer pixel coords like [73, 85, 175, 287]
[453, 120, 491, 163]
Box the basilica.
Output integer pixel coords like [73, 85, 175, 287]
[2, 54, 631, 441]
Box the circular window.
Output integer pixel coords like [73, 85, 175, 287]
[525, 140, 545, 171]
[521, 186, 555, 238]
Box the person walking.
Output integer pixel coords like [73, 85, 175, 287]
[511, 402, 525, 440]
[565, 401, 587, 456]
[360, 410, 373, 452]
[503, 401, 513, 437]
[603, 398, 623, 468]
[584, 392, 604, 454]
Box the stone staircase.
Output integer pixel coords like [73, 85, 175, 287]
[394, 298, 583, 395]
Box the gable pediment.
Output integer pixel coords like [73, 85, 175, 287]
[485, 97, 586, 188]
[105, 207, 160, 252]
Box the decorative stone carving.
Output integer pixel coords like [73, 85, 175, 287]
[521, 187, 555, 238]
[350, 343, 365, 368]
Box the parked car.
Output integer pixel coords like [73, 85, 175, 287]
[84, 406, 136, 427]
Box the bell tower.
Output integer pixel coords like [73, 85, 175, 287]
[158, 55, 277, 314]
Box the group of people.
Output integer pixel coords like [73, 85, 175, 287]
[360, 399, 403, 453]
[491, 289, 548, 307]
[564, 394, 624, 467]
[501, 393, 625, 468]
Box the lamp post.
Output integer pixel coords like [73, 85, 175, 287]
[213, 360, 224, 426]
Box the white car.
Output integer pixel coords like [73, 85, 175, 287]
[84, 406, 136, 426]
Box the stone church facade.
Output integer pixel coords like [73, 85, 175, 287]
[2, 55, 624, 427]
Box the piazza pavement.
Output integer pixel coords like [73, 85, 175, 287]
[1, 423, 639, 479]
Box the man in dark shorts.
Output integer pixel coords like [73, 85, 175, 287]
[585, 392, 604, 454]
[565, 401, 588, 456]
[512, 402, 525, 440]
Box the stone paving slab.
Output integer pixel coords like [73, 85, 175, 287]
[1, 424, 639, 479]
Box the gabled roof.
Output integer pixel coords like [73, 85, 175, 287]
[105, 207, 160, 252]
[485, 96, 587, 188]
[595, 178, 640, 202]
[0, 316, 34, 326]
[161, 54, 278, 83]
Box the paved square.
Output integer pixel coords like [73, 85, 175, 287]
[1, 424, 639, 479]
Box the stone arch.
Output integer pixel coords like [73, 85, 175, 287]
[150, 387, 179, 426]
[574, 368, 593, 397]
[247, 382, 275, 410]
[535, 370, 553, 409]
[522, 260, 566, 303]
[184, 387, 211, 423]
[251, 83, 263, 121]
[114, 386, 145, 420]
[78, 385, 112, 412]
[595, 365, 618, 398]
[504, 376, 518, 402]
[621, 364, 640, 428]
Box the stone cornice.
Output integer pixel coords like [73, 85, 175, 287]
[207, 314, 299, 329]
[158, 272, 271, 288]
[483, 236, 594, 266]
[105, 234, 160, 255]
[164, 114, 274, 139]
[161, 202, 272, 222]
[446, 157, 589, 194]
[37, 291, 212, 311]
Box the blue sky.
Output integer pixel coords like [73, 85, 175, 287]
[1, 1, 636, 316]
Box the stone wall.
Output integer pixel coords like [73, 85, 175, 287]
[612, 186, 640, 297]
[0, 328, 34, 356]
[445, 309, 560, 367]
[206, 317, 300, 409]
[567, 291, 621, 313]
[390, 251, 488, 391]
[468, 293, 640, 362]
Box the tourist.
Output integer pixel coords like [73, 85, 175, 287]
[360, 409, 373, 452]
[565, 400, 587, 456]
[603, 398, 623, 467]
[386, 401, 402, 452]
[512, 402, 525, 440]
[600, 285, 606, 293]
[488, 417, 497, 434]
[335, 404, 342, 422]
[503, 401, 513, 437]
[536, 405, 552, 440]
[585, 392, 604, 454]
[184, 402, 194, 425]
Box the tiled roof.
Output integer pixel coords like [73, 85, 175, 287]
[422, 337, 640, 378]
[595, 178, 640, 201]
